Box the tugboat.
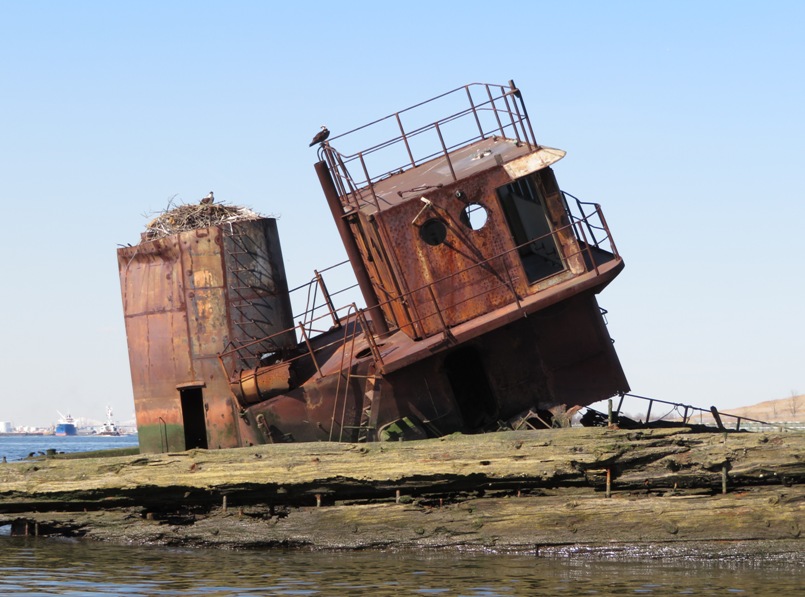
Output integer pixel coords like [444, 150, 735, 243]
[118, 80, 630, 452]
[96, 406, 121, 436]
[54, 411, 77, 436]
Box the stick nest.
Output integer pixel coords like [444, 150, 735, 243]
[142, 200, 264, 242]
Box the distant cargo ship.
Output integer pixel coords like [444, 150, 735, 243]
[54, 411, 77, 436]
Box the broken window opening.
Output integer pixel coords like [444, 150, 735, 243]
[497, 175, 564, 283]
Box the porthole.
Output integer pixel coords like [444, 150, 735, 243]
[460, 203, 488, 230]
[419, 218, 447, 246]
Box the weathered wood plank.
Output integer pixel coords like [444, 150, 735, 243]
[1, 429, 802, 504]
[1, 428, 802, 551]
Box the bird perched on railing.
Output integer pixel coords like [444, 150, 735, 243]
[201, 191, 214, 204]
[309, 126, 330, 147]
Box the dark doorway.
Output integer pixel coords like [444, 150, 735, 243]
[444, 347, 497, 430]
[180, 388, 208, 449]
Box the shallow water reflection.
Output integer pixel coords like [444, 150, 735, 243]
[1, 537, 801, 596]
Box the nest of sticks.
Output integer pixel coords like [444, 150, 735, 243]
[142, 199, 264, 242]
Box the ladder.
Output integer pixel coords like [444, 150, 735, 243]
[223, 225, 285, 369]
[357, 374, 381, 442]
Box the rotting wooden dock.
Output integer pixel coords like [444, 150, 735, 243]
[1, 427, 802, 553]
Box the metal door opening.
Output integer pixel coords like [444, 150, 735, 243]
[180, 388, 208, 450]
[497, 176, 564, 283]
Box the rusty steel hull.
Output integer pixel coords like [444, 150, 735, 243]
[119, 81, 631, 452]
[240, 288, 627, 443]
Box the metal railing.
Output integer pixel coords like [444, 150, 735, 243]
[320, 81, 537, 211]
[613, 393, 792, 432]
[563, 191, 619, 258]
[219, 201, 620, 386]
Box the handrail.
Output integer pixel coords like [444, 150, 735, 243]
[328, 82, 521, 145]
[331, 303, 360, 442]
[615, 392, 789, 432]
[321, 82, 536, 210]
[218, 201, 620, 380]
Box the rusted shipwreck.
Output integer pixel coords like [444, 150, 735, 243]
[117, 81, 629, 453]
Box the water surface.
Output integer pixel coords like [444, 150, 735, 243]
[1, 434, 801, 596]
[0, 434, 139, 462]
[1, 537, 802, 596]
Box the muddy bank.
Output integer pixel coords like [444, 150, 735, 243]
[1, 427, 802, 554]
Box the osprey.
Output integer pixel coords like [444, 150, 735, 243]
[201, 191, 214, 205]
[309, 126, 330, 147]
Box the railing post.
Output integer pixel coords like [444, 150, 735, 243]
[596, 206, 619, 258]
[298, 322, 323, 378]
[314, 270, 340, 329]
[159, 417, 167, 453]
[507, 80, 531, 148]
[356, 308, 384, 367]
[434, 122, 456, 182]
[710, 406, 726, 431]
[616, 392, 625, 418]
[573, 218, 600, 276]
[465, 85, 485, 140]
[509, 79, 538, 147]
[395, 112, 417, 168]
[500, 87, 522, 144]
[485, 84, 506, 137]
[357, 152, 381, 211]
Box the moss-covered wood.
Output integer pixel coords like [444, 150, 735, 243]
[1, 427, 802, 551]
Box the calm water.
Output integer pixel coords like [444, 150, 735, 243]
[0, 539, 802, 596]
[0, 434, 140, 462]
[1, 437, 802, 595]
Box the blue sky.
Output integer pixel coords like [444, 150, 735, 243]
[1, 1, 803, 426]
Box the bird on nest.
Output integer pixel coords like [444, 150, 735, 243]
[200, 191, 214, 205]
[309, 126, 330, 147]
